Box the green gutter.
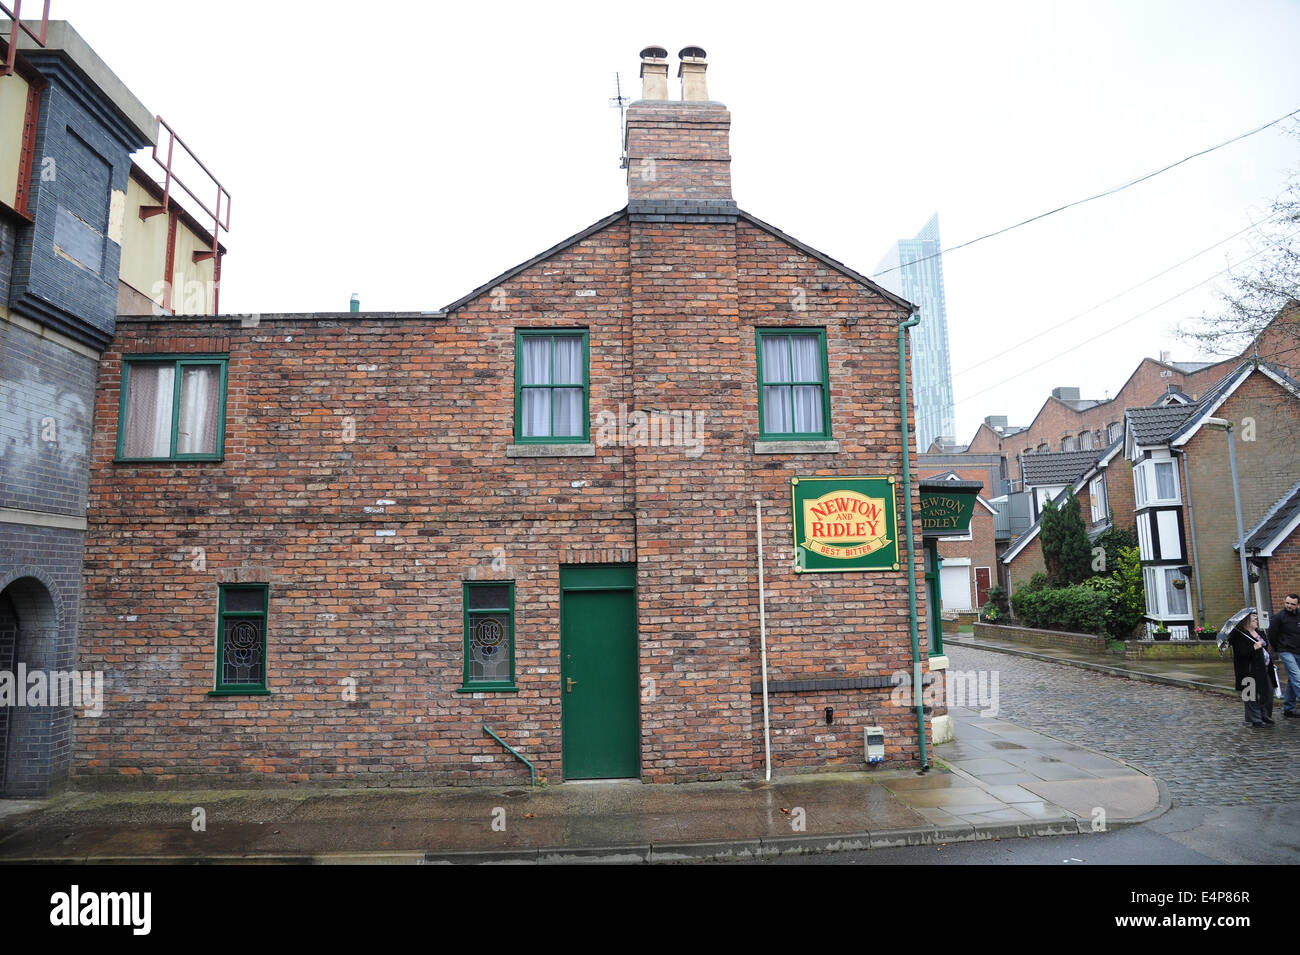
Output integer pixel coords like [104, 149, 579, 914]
[898, 310, 929, 771]
[483, 724, 537, 788]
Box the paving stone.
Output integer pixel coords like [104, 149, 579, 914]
[948, 645, 1300, 805]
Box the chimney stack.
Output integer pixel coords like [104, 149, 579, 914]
[639, 46, 669, 99]
[624, 46, 734, 206]
[677, 46, 709, 101]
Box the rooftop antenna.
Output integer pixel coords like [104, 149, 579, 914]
[610, 72, 630, 168]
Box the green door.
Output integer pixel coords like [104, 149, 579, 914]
[560, 566, 639, 779]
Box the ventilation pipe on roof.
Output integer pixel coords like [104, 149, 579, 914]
[678, 46, 709, 101]
[639, 46, 669, 99]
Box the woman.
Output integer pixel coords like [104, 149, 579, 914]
[1228, 609, 1276, 726]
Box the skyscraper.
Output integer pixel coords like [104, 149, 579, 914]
[873, 214, 956, 452]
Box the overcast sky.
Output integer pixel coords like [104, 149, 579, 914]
[54, 0, 1300, 441]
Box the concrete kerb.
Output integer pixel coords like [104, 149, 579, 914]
[944, 635, 1235, 697]
[1, 816, 1129, 865]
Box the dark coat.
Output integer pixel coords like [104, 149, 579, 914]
[1229, 627, 1274, 698]
[1269, 608, 1300, 655]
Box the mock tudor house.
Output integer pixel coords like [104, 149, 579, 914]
[1125, 357, 1300, 638]
[69, 47, 950, 788]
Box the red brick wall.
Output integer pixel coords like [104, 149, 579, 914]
[1005, 542, 1046, 594]
[1105, 458, 1137, 535]
[1181, 371, 1300, 628]
[1267, 529, 1300, 613]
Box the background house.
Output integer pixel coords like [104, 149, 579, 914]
[1126, 358, 1300, 637]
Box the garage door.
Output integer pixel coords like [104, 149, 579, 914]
[940, 564, 972, 611]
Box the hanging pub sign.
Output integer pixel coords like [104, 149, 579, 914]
[919, 490, 977, 536]
[791, 476, 899, 573]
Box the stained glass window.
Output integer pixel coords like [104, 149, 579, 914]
[460, 582, 517, 692]
[214, 584, 269, 694]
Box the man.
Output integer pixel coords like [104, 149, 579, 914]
[1269, 592, 1300, 718]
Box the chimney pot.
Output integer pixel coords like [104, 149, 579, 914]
[639, 45, 669, 99]
[677, 46, 709, 101]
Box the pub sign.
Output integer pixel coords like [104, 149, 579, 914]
[791, 476, 900, 573]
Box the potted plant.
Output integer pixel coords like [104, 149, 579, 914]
[1195, 623, 1216, 641]
[1153, 625, 1171, 641]
[1172, 577, 1186, 590]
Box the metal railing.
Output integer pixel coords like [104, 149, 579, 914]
[141, 115, 231, 264]
[1, 0, 50, 76]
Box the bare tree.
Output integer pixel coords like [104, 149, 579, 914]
[1180, 124, 1300, 367]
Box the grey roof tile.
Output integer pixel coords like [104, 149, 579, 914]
[1019, 449, 1104, 486]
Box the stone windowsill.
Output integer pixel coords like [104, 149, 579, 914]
[753, 440, 841, 455]
[506, 443, 596, 458]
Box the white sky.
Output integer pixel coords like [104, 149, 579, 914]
[53, 0, 1300, 442]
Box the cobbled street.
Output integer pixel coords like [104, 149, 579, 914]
[947, 645, 1300, 806]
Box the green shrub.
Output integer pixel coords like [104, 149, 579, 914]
[1092, 526, 1138, 577]
[1011, 583, 1109, 635]
[1020, 572, 1050, 595]
[1109, 545, 1146, 640]
[986, 584, 1010, 615]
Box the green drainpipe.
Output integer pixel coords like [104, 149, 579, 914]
[898, 310, 928, 771]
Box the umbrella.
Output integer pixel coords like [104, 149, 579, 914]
[1217, 607, 1257, 653]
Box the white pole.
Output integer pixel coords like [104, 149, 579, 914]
[756, 497, 772, 782]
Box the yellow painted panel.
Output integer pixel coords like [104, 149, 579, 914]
[172, 218, 216, 315]
[119, 176, 169, 305]
[0, 73, 33, 210]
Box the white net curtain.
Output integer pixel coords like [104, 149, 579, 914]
[122, 363, 220, 457]
[762, 333, 823, 435]
[521, 335, 583, 438]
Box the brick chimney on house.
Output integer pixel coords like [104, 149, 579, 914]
[624, 46, 734, 209]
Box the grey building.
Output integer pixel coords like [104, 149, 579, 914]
[1, 22, 155, 795]
[874, 214, 956, 452]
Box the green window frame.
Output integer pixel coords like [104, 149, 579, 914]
[115, 354, 229, 462]
[459, 581, 518, 693]
[513, 330, 590, 443]
[755, 328, 832, 440]
[210, 584, 270, 696]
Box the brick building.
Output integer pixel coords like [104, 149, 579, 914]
[1242, 479, 1300, 618]
[74, 47, 939, 787]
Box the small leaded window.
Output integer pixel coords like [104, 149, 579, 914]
[460, 582, 517, 692]
[213, 584, 269, 695]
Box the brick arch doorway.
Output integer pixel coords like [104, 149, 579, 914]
[0, 576, 63, 797]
